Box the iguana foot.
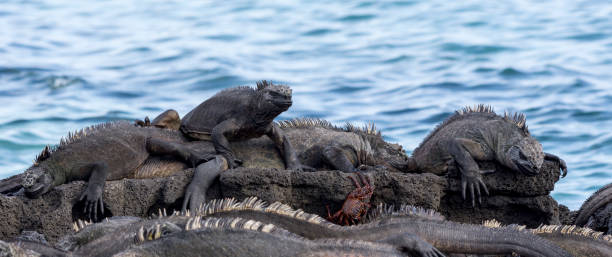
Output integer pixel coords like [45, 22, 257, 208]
[182, 182, 206, 213]
[327, 173, 374, 225]
[182, 156, 229, 212]
[545, 152, 568, 178]
[79, 184, 104, 222]
[460, 170, 489, 207]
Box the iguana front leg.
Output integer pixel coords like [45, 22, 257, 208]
[211, 119, 243, 169]
[78, 162, 109, 222]
[265, 123, 313, 171]
[544, 152, 568, 178]
[182, 155, 228, 212]
[448, 138, 491, 207]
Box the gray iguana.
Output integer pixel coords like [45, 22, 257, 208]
[20, 121, 212, 221]
[405, 105, 568, 206]
[65, 213, 416, 257]
[179, 80, 308, 171]
[65, 197, 572, 257]
[115, 217, 410, 257]
[575, 182, 612, 235]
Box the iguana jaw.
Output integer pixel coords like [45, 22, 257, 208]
[272, 99, 292, 109]
[22, 167, 53, 198]
[507, 145, 538, 176]
[512, 158, 538, 175]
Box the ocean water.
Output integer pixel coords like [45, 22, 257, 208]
[1, 0, 611, 210]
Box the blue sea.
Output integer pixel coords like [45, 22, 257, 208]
[1, 0, 611, 210]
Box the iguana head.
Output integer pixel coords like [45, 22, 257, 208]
[375, 142, 410, 172]
[22, 165, 53, 198]
[256, 80, 293, 112]
[504, 137, 544, 175]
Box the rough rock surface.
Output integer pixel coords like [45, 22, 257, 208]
[558, 204, 577, 225]
[0, 160, 562, 243]
[218, 168, 446, 215]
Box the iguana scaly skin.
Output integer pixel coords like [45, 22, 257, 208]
[67, 214, 411, 257]
[575, 182, 612, 235]
[179, 81, 307, 171]
[408, 105, 567, 206]
[484, 220, 612, 257]
[20, 121, 211, 220]
[115, 217, 408, 257]
[191, 197, 570, 257]
[67, 197, 571, 257]
[2, 231, 68, 257]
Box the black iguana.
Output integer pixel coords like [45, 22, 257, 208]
[114, 217, 410, 257]
[20, 121, 211, 221]
[179, 80, 309, 171]
[65, 197, 572, 257]
[406, 105, 568, 206]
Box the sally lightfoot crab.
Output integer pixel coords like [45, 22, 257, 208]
[327, 173, 375, 225]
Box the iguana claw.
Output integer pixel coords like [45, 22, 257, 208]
[559, 159, 568, 178]
[461, 170, 489, 207]
[79, 185, 104, 222]
[182, 183, 205, 213]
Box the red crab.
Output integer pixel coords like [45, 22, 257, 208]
[327, 173, 375, 225]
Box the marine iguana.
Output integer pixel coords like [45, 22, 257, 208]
[406, 105, 568, 206]
[575, 182, 612, 235]
[484, 219, 612, 257]
[63, 199, 442, 257]
[179, 80, 308, 171]
[64, 197, 571, 257]
[20, 121, 212, 221]
[115, 217, 410, 257]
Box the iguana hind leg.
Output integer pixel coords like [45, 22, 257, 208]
[182, 155, 229, 212]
